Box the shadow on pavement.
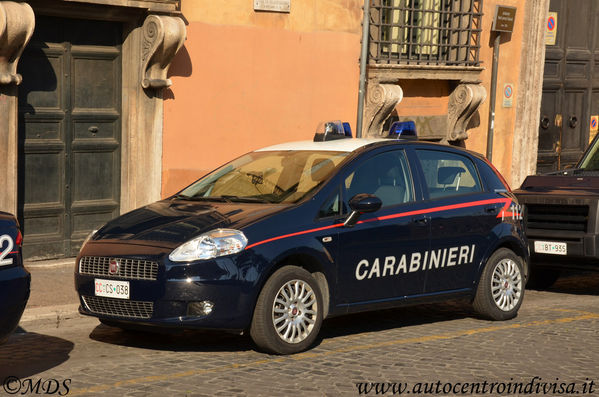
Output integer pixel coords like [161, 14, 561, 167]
[539, 271, 599, 295]
[0, 329, 74, 378]
[320, 299, 473, 341]
[88, 299, 474, 354]
[88, 323, 255, 353]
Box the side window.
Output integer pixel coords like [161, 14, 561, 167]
[343, 150, 414, 208]
[415, 149, 482, 199]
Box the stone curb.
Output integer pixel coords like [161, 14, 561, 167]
[25, 258, 75, 269]
[19, 304, 81, 329]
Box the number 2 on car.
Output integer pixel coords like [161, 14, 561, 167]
[0, 234, 14, 266]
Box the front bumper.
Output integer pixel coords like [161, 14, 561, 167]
[0, 266, 31, 339]
[75, 244, 264, 331]
[517, 193, 599, 269]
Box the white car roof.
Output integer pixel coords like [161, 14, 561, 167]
[255, 138, 388, 153]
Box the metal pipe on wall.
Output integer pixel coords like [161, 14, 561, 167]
[486, 32, 501, 161]
[356, 0, 370, 138]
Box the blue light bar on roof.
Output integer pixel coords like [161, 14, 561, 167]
[314, 121, 352, 142]
[387, 121, 417, 139]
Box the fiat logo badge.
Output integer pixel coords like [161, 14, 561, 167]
[108, 259, 119, 275]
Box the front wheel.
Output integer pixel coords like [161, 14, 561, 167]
[250, 266, 323, 354]
[473, 248, 524, 321]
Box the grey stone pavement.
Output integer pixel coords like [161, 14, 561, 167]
[2, 261, 599, 396]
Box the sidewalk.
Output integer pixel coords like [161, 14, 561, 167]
[20, 258, 81, 327]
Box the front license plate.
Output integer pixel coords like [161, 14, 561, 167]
[534, 241, 567, 256]
[94, 278, 130, 299]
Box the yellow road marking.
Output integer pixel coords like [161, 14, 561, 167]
[68, 311, 599, 395]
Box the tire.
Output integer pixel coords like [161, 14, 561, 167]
[473, 248, 524, 321]
[250, 266, 323, 354]
[527, 268, 561, 290]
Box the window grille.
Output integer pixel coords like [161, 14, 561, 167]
[369, 0, 482, 66]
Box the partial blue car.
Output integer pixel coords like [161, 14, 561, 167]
[0, 211, 29, 343]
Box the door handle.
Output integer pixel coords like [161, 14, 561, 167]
[568, 115, 578, 128]
[540, 115, 550, 129]
[485, 206, 498, 214]
[413, 217, 428, 225]
[555, 114, 563, 128]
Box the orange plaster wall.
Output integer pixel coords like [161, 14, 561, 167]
[464, 0, 524, 187]
[397, 79, 450, 116]
[162, 21, 361, 196]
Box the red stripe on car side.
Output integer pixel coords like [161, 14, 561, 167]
[245, 197, 513, 250]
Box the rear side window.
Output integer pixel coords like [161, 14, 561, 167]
[415, 149, 482, 199]
[476, 157, 511, 192]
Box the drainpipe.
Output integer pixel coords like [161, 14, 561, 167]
[356, 0, 370, 138]
[486, 32, 501, 161]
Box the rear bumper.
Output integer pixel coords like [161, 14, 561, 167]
[0, 267, 31, 339]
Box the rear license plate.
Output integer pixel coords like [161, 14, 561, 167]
[94, 278, 130, 299]
[534, 241, 567, 255]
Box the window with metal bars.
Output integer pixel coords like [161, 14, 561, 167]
[369, 0, 482, 66]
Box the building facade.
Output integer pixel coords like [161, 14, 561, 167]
[0, 0, 570, 259]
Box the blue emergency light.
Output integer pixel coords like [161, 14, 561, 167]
[387, 121, 417, 139]
[314, 121, 353, 142]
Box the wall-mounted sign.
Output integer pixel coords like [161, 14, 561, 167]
[590, 115, 598, 143]
[492, 5, 516, 32]
[545, 12, 558, 46]
[254, 0, 290, 13]
[502, 83, 514, 108]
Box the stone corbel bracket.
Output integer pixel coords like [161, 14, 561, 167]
[141, 14, 186, 90]
[446, 83, 486, 142]
[364, 83, 403, 137]
[0, 1, 34, 86]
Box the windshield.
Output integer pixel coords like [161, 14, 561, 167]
[176, 150, 349, 204]
[578, 137, 599, 171]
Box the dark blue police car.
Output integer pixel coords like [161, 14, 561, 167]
[0, 211, 29, 343]
[75, 122, 528, 354]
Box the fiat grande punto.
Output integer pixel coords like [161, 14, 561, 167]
[75, 122, 528, 354]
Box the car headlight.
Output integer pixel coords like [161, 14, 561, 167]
[169, 229, 248, 262]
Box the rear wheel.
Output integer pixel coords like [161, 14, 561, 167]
[473, 248, 524, 321]
[250, 266, 323, 354]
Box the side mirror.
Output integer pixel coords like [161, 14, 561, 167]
[344, 194, 382, 227]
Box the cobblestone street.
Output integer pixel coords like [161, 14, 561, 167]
[2, 272, 599, 396]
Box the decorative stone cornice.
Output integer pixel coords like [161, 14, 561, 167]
[447, 83, 486, 142]
[141, 14, 186, 90]
[0, 1, 34, 85]
[364, 83, 403, 137]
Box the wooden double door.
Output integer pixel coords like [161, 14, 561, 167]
[538, 0, 599, 172]
[17, 16, 122, 259]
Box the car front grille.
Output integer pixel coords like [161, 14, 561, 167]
[525, 204, 589, 234]
[82, 296, 153, 319]
[79, 256, 159, 280]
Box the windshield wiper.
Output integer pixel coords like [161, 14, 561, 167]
[171, 195, 231, 202]
[220, 195, 270, 203]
